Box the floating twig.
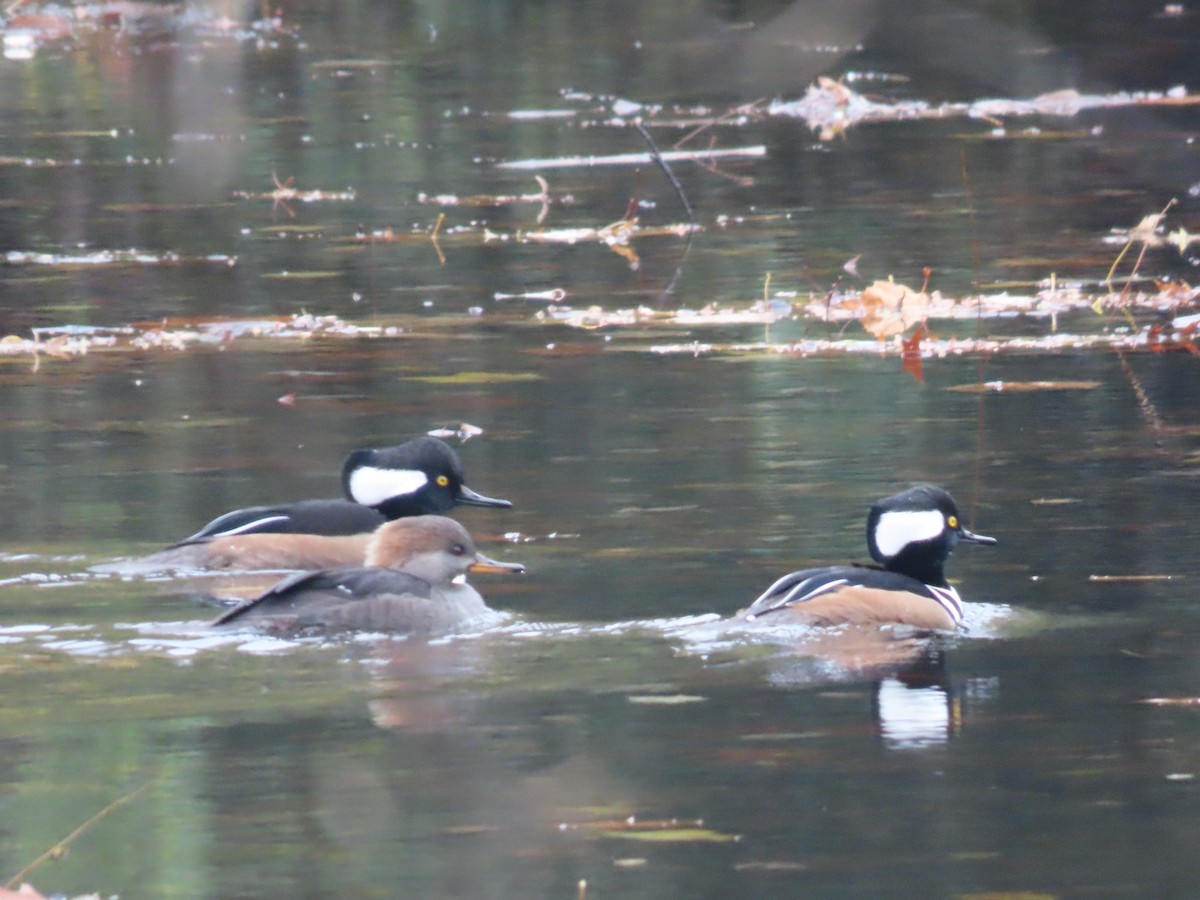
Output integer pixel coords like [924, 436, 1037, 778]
[5, 782, 152, 889]
[417, 176, 564, 224]
[497, 146, 766, 171]
[1089, 574, 1180, 583]
[493, 288, 566, 302]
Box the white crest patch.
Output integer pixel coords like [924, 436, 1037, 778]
[873, 509, 945, 558]
[348, 466, 429, 506]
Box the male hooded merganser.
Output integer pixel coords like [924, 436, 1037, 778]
[213, 516, 525, 634]
[741, 484, 995, 631]
[98, 437, 512, 573]
[181, 436, 510, 541]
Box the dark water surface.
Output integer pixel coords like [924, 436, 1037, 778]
[2, 2, 1200, 898]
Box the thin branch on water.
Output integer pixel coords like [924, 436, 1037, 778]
[496, 146, 766, 171]
[1102, 200, 1178, 441]
[634, 123, 698, 303]
[635, 123, 696, 225]
[5, 782, 153, 890]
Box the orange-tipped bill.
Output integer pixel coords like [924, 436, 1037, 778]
[469, 552, 526, 575]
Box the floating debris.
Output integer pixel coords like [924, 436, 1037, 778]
[494, 288, 567, 303]
[626, 694, 707, 705]
[4, 250, 236, 268]
[768, 78, 1200, 139]
[946, 381, 1102, 393]
[1088, 574, 1180, 583]
[484, 218, 700, 265]
[417, 176, 570, 224]
[537, 299, 788, 330]
[233, 172, 356, 218]
[0, 314, 386, 360]
[1, 2, 298, 61]
[427, 423, 484, 442]
[1142, 697, 1200, 706]
[497, 145, 766, 171]
[559, 815, 737, 844]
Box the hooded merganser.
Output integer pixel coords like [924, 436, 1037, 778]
[740, 484, 995, 631]
[212, 515, 525, 634]
[97, 437, 512, 573]
[180, 436, 511, 541]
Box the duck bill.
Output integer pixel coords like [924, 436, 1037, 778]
[457, 484, 513, 509]
[469, 552, 525, 575]
[960, 527, 997, 546]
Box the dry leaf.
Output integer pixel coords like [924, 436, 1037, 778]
[857, 280, 929, 339]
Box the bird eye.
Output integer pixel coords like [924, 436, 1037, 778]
[450, 543, 466, 556]
[947, 515, 958, 529]
[436, 475, 450, 487]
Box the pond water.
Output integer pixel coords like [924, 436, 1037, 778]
[1, 1, 1200, 898]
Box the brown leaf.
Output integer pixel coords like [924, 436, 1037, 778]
[857, 280, 929, 339]
[901, 324, 926, 383]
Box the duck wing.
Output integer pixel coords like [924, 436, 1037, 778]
[213, 567, 430, 625]
[175, 499, 386, 544]
[742, 565, 929, 619]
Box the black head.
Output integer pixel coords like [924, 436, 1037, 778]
[340, 436, 512, 519]
[865, 484, 995, 586]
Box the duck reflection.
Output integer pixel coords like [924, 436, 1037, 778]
[871, 649, 959, 751]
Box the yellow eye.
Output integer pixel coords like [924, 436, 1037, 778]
[947, 515, 958, 529]
[436, 475, 450, 487]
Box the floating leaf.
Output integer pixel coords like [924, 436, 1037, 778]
[901, 323, 926, 382]
[601, 828, 740, 843]
[856, 279, 929, 339]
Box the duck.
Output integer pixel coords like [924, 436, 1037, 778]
[212, 515, 525, 634]
[181, 436, 510, 540]
[97, 436, 512, 573]
[740, 484, 995, 631]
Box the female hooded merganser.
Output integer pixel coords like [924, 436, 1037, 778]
[213, 516, 525, 634]
[99, 437, 512, 573]
[741, 484, 995, 631]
